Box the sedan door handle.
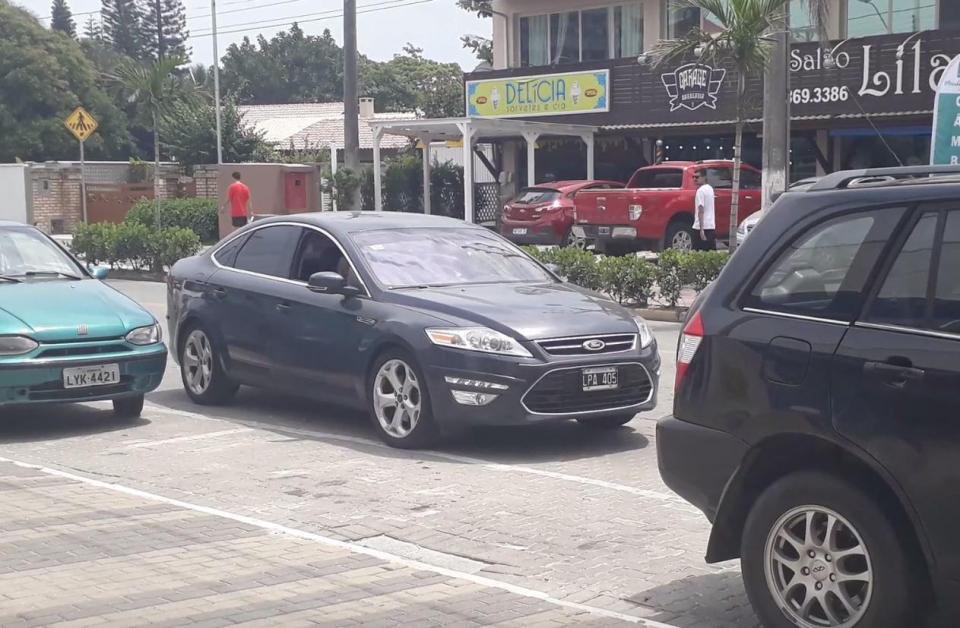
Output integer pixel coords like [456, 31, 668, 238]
[210, 287, 227, 299]
[276, 302, 292, 312]
[864, 360, 925, 387]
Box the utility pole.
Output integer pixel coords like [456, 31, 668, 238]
[211, 0, 223, 164]
[343, 0, 361, 210]
[762, 11, 790, 209]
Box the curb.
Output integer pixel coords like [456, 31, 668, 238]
[107, 269, 167, 283]
[633, 307, 688, 323]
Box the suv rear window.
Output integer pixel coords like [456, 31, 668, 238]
[745, 208, 905, 321]
[514, 188, 561, 204]
[629, 169, 683, 188]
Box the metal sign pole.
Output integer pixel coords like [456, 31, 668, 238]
[79, 139, 88, 224]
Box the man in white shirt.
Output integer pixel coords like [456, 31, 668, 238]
[693, 170, 716, 251]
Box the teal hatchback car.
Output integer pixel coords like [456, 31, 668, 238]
[0, 222, 166, 418]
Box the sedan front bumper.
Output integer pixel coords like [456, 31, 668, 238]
[422, 341, 660, 428]
[0, 346, 167, 406]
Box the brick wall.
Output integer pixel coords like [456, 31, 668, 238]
[193, 165, 220, 199]
[30, 167, 83, 234]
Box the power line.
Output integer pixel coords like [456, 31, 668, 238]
[191, 0, 433, 38]
[191, 0, 413, 34]
[187, 0, 313, 22]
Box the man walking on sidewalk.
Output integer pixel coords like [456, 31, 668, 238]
[693, 170, 715, 251]
[225, 172, 252, 229]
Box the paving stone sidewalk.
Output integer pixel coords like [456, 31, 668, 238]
[0, 460, 642, 628]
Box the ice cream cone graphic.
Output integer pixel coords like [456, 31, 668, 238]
[571, 81, 581, 105]
[491, 87, 501, 110]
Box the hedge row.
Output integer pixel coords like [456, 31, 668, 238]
[524, 247, 729, 307]
[126, 198, 219, 244]
[72, 222, 202, 272]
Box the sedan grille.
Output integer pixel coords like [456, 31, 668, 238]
[522, 363, 653, 415]
[536, 334, 637, 356]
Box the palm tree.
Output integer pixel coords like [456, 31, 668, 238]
[653, 0, 829, 250]
[111, 56, 193, 228]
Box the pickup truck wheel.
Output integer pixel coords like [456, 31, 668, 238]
[564, 229, 588, 250]
[665, 222, 695, 251]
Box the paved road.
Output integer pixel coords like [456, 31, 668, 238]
[0, 280, 759, 627]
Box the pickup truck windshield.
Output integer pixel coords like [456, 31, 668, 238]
[629, 169, 683, 188]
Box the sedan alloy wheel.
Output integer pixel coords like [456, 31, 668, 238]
[183, 329, 214, 396]
[374, 359, 422, 439]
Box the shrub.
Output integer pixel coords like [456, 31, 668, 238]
[71, 222, 118, 266]
[72, 222, 201, 273]
[112, 222, 153, 271]
[685, 250, 730, 291]
[150, 227, 202, 270]
[126, 198, 219, 243]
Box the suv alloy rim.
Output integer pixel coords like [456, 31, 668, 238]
[672, 230, 693, 250]
[183, 330, 214, 395]
[374, 359, 421, 438]
[763, 505, 873, 628]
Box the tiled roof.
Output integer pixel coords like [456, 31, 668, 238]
[238, 103, 416, 151]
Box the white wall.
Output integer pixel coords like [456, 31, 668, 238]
[0, 165, 29, 224]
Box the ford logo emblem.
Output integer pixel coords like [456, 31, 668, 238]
[583, 339, 606, 352]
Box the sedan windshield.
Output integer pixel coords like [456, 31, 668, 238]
[514, 188, 562, 204]
[0, 228, 83, 280]
[352, 228, 552, 289]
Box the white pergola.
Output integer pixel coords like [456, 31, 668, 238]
[370, 118, 598, 223]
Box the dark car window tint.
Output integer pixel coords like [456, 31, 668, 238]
[292, 229, 360, 289]
[352, 228, 552, 289]
[865, 212, 937, 329]
[213, 234, 248, 268]
[933, 211, 960, 333]
[741, 169, 761, 189]
[515, 188, 561, 204]
[706, 168, 733, 190]
[234, 225, 301, 279]
[747, 208, 905, 321]
[629, 169, 683, 188]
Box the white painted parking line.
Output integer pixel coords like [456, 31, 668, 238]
[142, 402, 697, 512]
[0, 456, 680, 628]
[120, 428, 254, 449]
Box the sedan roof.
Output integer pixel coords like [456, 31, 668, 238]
[254, 211, 475, 235]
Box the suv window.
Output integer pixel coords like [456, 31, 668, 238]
[746, 208, 905, 321]
[234, 225, 301, 279]
[213, 234, 248, 268]
[864, 212, 937, 329]
[740, 169, 761, 189]
[629, 169, 683, 188]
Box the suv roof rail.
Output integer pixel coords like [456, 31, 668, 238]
[810, 165, 960, 191]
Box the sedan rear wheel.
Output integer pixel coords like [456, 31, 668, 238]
[742, 471, 912, 628]
[369, 352, 438, 449]
[180, 327, 238, 405]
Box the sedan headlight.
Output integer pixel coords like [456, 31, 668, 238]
[126, 323, 162, 346]
[426, 327, 532, 358]
[635, 318, 654, 349]
[0, 336, 39, 356]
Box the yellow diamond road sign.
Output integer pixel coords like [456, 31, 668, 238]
[64, 107, 98, 142]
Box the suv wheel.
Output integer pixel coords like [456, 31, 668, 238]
[665, 221, 695, 251]
[742, 471, 912, 628]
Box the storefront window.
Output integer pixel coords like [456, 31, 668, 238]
[846, 0, 935, 37]
[520, 15, 549, 66]
[550, 12, 580, 65]
[615, 4, 644, 57]
[789, 0, 818, 41]
[666, 0, 701, 38]
[582, 9, 610, 61]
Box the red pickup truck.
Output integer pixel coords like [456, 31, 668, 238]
[572, 161, 762, 252]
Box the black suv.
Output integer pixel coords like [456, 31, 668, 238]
[658, 165, 960, 628]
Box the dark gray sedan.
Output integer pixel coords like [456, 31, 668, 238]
[167, 212, 660, 448]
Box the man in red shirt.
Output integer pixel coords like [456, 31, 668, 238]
[225, 171, 252, 228]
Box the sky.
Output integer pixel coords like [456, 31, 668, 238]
[16, 0, 489, 70]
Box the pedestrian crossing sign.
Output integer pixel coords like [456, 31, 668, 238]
[64, 106, 99, 142]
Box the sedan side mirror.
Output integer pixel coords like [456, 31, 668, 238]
[90, 266, 109, 280]
[308, 271, 361, 297]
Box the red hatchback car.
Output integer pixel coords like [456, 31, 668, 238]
[500, 180, 624, 247]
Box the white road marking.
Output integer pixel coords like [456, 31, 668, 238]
[142, 402, 696, 511]
[0, 456, 680, 628]
[119, 428, 253, 449]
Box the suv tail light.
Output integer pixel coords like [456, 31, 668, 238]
[675, 311, 704, 390]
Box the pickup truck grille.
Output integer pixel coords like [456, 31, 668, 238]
[536, 333, 637, 356]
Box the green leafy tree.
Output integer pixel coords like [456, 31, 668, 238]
[221, 25, 344, 104]
[102, 0, 144, 59]
[362, 44, 464, 118]
[0, 0, 133, 161]
[455, 0, 491, 17]
[50, 0, 76, 37]
[160, 99, 273, 168]
[461, 34, 492, 65]
[653, 0, 829, 249]
[141, 0, 189, 62]
[110, 55, 195, 225]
